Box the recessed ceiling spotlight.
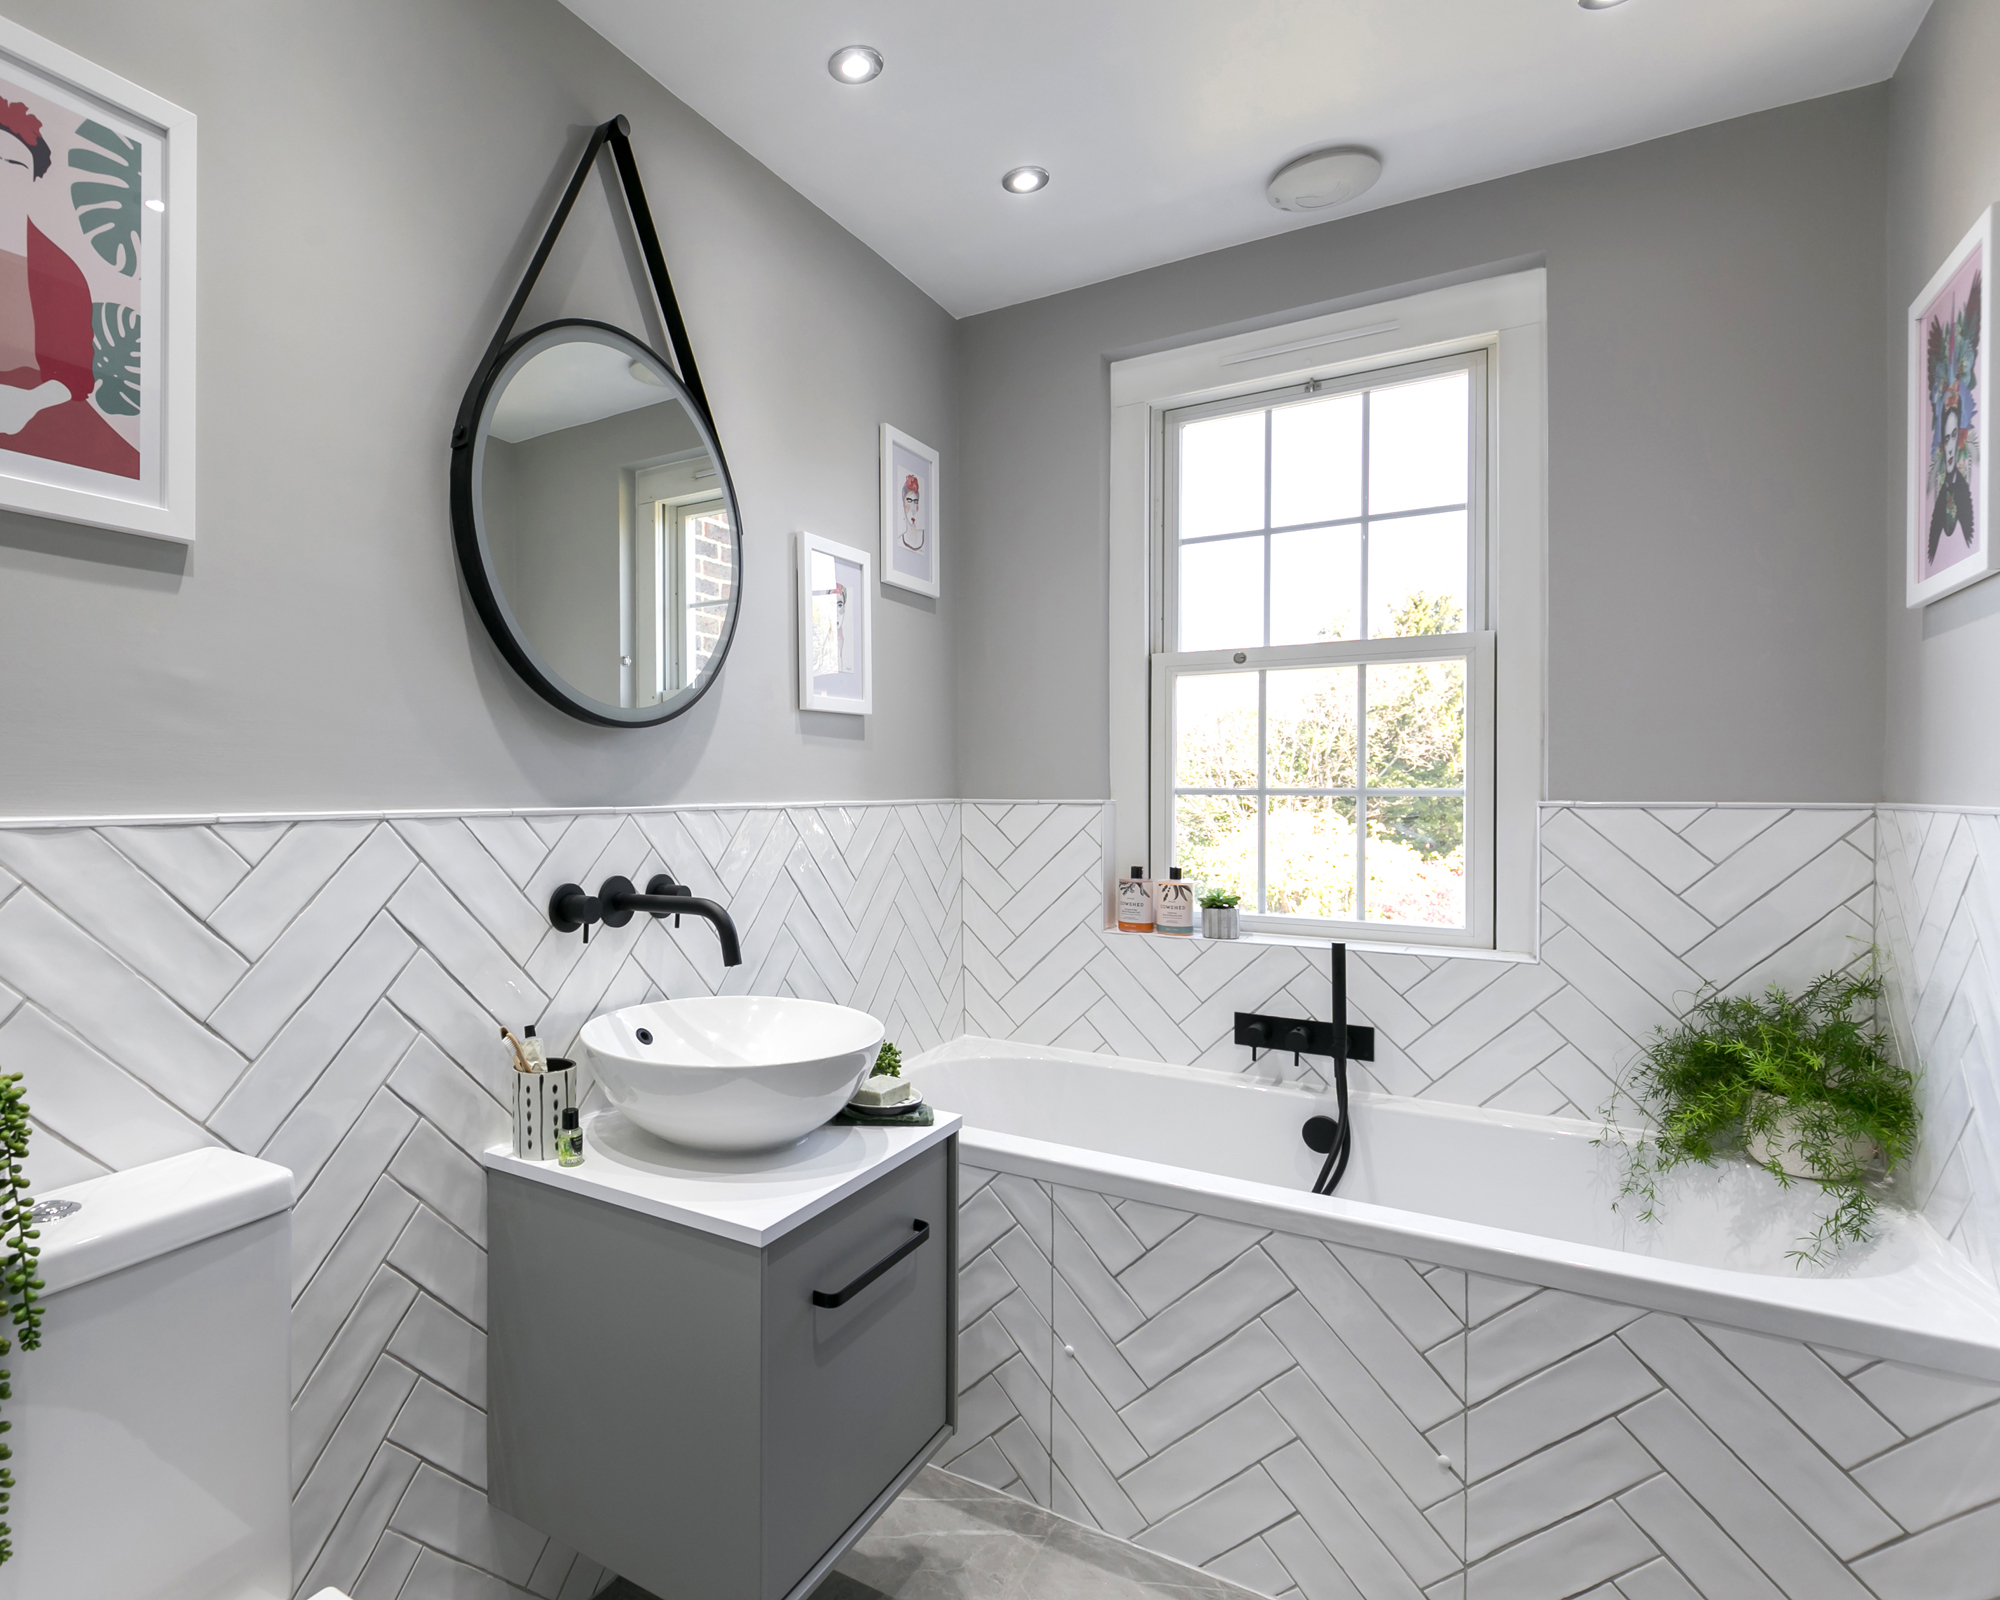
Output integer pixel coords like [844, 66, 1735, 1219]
[1266, 147, 1382, 213]
[1002, 166, 1049, 194]
[1577, 0, 1629, 8]
[828, 45, 883, 84]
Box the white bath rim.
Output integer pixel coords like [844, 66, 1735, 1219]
[907, 1038, 2000, 1383]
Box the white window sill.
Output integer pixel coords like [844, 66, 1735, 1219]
[1104, 925, 1539, 964]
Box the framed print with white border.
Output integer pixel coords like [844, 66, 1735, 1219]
[0, 16, 196, 544]
[880, 422, 940, 597]
[798, 530, 873, 714]
[1909, 206, 1993, 607]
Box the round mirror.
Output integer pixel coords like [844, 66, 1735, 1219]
[455, 320, 743, 726]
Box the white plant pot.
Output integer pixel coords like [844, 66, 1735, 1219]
[1201, 906, 1241, 939]
[1744, 1098, 1877, 1180]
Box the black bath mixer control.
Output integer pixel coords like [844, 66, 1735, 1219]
[1232, 1012, 1374, 1060]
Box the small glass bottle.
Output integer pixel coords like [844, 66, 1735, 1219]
[557, 1106, 585, 1166]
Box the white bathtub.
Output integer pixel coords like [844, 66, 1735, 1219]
[912, 1036, 2000, 1378]
[909, 1037, 2000, 1600]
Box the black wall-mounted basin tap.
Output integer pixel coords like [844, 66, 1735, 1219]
[597, 874, 744, 967]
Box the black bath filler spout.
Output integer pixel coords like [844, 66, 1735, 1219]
[1232, 943, 1371, 1197]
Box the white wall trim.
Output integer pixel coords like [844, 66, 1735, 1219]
[0, 798, 966, 831]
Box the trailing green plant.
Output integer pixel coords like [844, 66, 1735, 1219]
[1601, 965, 1917, 1266]
[1199, 889, 1240, 910]
[873, 1040, 902, 1078]
[0, 1072, 43, 1565]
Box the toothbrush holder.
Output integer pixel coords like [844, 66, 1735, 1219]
[513, 1059, 578, 1162]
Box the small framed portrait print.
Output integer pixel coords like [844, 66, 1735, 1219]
[881, 423, 939, 597]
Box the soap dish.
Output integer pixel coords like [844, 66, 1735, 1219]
[843, 1092, 924, 1120]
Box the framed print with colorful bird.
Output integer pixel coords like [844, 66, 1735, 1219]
[1909, 207, 1994, 607]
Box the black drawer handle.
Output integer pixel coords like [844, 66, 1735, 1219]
[813, 1219, 930, 1308]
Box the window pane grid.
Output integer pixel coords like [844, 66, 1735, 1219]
[1173, 383, 1470, 653]
[1172, 656, 1465, 925]
[1167, 361, 1476, 933]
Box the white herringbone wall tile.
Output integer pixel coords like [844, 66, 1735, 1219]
[944, 1169, 1469, 1598]
[1878, 807, 2000, 1288]
[1043, 1183, 1466, 1600]
[944, 1168, 2000, 1600]
[965, 802, 1875, 1124]
[16, 790, 1999, 1600]
[1458, 1273, 2000, 1600]
[0, 803, 961, 1600]
[942, 1164, 1054, 1504]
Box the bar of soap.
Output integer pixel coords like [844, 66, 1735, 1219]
[851, 1074, 915, 1107]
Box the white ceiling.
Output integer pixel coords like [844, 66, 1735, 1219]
[564, 0, 1930, 318]
[490, 339, 673, 443]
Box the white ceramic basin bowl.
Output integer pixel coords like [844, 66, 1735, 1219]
[579, 996, 886, 1153]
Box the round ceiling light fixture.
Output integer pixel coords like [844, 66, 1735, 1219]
[1577, 0, 1630, 8]
[1266, 147, 1383, 213]
[1002, 165, 1050, 194]
[828, 45, 884, 83]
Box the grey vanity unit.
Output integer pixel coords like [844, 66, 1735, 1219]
[483, 1111, 959, 1600]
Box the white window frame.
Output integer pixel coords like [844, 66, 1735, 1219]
[1109, 270, 1546, 957]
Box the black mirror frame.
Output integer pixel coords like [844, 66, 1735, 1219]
[449, 115, 745, 728]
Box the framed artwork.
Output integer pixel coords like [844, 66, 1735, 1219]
[1908, 206, 1993, 607]
[880, 422, 940, 597]
[797, 530, 873, 714]
[0, 18, 195, 544]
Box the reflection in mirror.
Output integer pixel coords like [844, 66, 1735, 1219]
[475, 326, 740, 718]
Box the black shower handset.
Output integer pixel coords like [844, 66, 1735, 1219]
[1303, 942, 1355, 1197]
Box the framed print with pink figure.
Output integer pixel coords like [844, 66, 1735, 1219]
[880, 422, 940, 597]
[1908, 206, 1994, 606]
[0, 17, 196, 543]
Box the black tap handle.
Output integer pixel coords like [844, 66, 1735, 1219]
[548, 884, 601, 935]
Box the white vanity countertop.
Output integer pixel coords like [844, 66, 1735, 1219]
[483, 1109, 960, 1246]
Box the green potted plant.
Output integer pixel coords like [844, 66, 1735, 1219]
[1603, 965, 1918, 1265]
[1199, 889, 1241, 940]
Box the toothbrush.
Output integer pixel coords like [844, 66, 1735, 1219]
[499, 1027, 537, 1073]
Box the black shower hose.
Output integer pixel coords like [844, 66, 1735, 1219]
[1309, 940, 1353, 1196]
[1310, 1052, 1352, 1196]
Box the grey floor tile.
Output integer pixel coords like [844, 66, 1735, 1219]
[608, 1465, 1268, 1600]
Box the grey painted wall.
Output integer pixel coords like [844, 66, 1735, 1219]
[1885, 0, 2000, 805]
[953, 90, 1889, 803]
[0, 0, 958, 816]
